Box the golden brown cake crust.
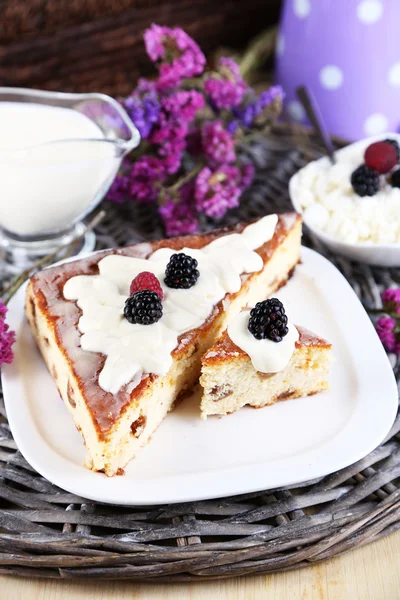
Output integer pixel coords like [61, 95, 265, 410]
[29, 213, 301, 437]
[202, 325, 332, 367]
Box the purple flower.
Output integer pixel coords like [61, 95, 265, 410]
[381, 288, 400, 314]
[201, 120, 236, 167]
[129, 156, 165, 203]
[376, 317, 396, 353]
[233, 103, 256, 128]
[227, 120, 239, 135]
[256, 85, 284, 110]
[136, 78, 157, 94]
[233, 85, 284, 129]
[240, 163, 255, 188]
[161, 90, 204, 121]
[195, 165, 242, 219]
[151, 117, 186, 174]
[0, 301, 15, 366]
[107, 173, 130, 204]
[150, 91, 204, 174]
[163, 147, 186, 175]
[160, 186, 199, 236]
[124, 91, 160, 140]
[144, 24, 206, 91]
[204, 57, 247, 110]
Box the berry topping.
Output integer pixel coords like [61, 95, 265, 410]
[351, 164, 380, 197]
[248, 298, 289, 342]
[130, 271, 163, 299]
[364, 141, 397, 174]
[124, 290, 163, 325]
[384, 138, 400, 161]
[164, 253, 200, 289]
[391, 169, 400, 188]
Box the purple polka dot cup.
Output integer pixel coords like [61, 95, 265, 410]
[276, 0, 400, 141]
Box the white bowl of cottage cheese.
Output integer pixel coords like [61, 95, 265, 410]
[289, 134, 400, 266]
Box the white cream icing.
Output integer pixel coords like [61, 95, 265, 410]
[63, 214, 278, 394]
[227, 309, 299, 373]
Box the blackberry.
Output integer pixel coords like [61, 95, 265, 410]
[391, 169, 400, 188]
[384, 139, 400, 161]
[124, 290, 163, 325]
[164, 253, 200, 289]
[248, 298, 289, 342]
[351, 164, 379, 197]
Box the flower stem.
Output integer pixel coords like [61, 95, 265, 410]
[239, 25, 277, 80]
[165, 163, 203, 194]
[366, 308, 400, 319]
[1, 211, 106, 305]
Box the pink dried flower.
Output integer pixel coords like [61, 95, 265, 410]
[129, 156, 165, 203]
[150, 91, 204, 174]
[195, 165, 242, 219]
[376, 317, 396, 353]
[381, 288, 400, 314]
[151, 118, 186, 174]
[161, 151, 182, 175]
[160, 186, 199, 236]
[201, 120, 236, 167]
[0, 301, 15, 366]
[150, 113, 186, 145]
[108, 27, 266, 223]
[161, 90, 204, 121]
[204, 57, 247, 110]
[144, 24, 206, 91]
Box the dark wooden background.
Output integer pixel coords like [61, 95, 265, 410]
[0, 0, 282, 97]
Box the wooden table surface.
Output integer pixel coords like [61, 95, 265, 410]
[1, 530, 399, 600]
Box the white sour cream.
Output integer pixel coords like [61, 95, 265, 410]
[227, 309, 299, 373]
[63, 214, 278, 394]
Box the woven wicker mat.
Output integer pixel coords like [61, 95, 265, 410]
[0, 122, 399, 581]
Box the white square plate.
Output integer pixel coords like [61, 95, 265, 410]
[2, 247, 398, 505]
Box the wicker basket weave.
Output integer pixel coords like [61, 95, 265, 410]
[0, 0, 281, 97]
[0, 122, 399, 581]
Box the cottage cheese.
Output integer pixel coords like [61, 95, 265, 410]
[293, 137, 400, 244]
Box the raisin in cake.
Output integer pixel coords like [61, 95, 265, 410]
[200, 299, 332, 419]
[26, 213, 301, 476]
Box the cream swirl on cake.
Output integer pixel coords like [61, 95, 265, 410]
[63, 214, 278, 394]
[228, 310, 299, 373]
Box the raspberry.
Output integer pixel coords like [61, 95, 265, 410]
[351, 165, 380, 197]
[130, 272, 163, 300]
[164, 253, 200, 289]
[364, 141, 398, 174]
[248, 298, 289, 342]
[124, 290, 163, 325]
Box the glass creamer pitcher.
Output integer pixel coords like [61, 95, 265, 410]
[0, 88, 140, 272]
